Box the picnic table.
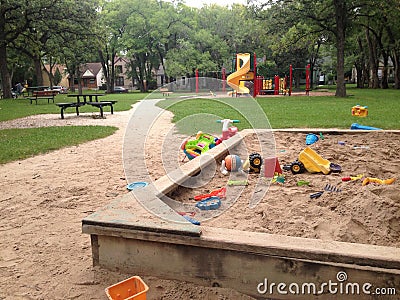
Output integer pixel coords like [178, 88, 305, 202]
[67, 93, 104, 103]
[57, 93, 117, 119]
[26, 86, 49, 96]
[29, 90, 58, 104]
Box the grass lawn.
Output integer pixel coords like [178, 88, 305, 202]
[157, 87, 400, 132]
[0, 86, 398, 164]
[0, 91, 146, 164]
[0, 126, 118, 164]
[0, 91, 146, 122]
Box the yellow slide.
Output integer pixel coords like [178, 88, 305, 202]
[227, 53, 251, 94]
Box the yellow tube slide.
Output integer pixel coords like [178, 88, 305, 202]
[227, 53, 251, 94]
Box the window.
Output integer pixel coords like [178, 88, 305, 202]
[115, 65, 123, 74]
[115, 77, 124, 86]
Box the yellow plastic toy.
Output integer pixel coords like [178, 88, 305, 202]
[362, 177, 396, 186]
[352, 105, 368, 117]
[290, 147, 341, 175]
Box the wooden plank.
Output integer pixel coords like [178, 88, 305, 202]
[92, 234, 400, 300]
[82, 192, 201, 237]
[83, 224, 400, 270]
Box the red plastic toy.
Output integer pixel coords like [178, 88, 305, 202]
[194, 187, 226, 201]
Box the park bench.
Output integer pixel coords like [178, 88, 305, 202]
[55, 102, 85, 119]
[87, 100, 117, 118]
[55, 100, 117, 119]
[29, 90, 57, 104]
[160, 87, 173, 97]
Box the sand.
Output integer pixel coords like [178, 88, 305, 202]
[0, 109, 253, 300]
[0, 102, 399, 299]
[170, 131, 400, 247]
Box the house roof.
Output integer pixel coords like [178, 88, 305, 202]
[81, 62, 102, 78]
[43, 64, 68, 75]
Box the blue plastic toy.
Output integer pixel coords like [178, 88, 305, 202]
[306, 133, 319, 145]
[182, 215, 201, 225]
[350, 123, 381, 130]
[195, 196, 221, 210]
[126, 181, 148, 190]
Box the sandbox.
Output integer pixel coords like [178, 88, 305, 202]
[82, 129, 400, 300]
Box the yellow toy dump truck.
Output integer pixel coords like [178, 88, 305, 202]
[289, 147, 341, 175]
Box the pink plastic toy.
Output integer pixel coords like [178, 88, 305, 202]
[217, 119, 239, 141]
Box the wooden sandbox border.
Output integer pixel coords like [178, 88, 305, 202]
[82, 129, 400, 299]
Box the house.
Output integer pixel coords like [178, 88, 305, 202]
[71, 58, 134, 90]
[43, 58, 136, 90]
[114, 57, 135, 89]
[42, 64, 69, 87]
[70, 62, 103, 90]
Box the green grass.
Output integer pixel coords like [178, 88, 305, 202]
[0, 91, 146, 122]
[0, 91, 148, 164]
[157, 87, 400, 132]
[0, 126, 118, 164]
[1, 86, 398, 164]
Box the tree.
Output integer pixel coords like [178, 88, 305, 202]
[54, 67, 62, 86]
[252, 0, 363, 97]
[356, 0, 400, 89]
[0, 0, 42, 98]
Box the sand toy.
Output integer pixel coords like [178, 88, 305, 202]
[194, 187, 226, 201]
[181, 131, 218, 160]
[362, 177, 396, 186]
[352, 105, 368, 117]
[105, 276, 148, 300]
[195, 196, 221, 210]
[351, 123, 381, 130]
[289, 147, 341, 175]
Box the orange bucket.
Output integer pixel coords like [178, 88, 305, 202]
[105, 276, 149, 300]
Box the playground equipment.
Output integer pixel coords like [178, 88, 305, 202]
[181, 131, 219, 160]
[226, 53, 254, 95]
[226, 53, 310, 97]
[352, 105, 368, 117]
[289, 147, 341, 175]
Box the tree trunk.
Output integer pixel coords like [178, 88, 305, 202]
[356, 36, 366, 88]
[381, 52, 389, 89]
[355, 63, 364, 88]
[43, 60, 56, 88]
[110, 53, 116, 92]
[99, 49, 111, 93]
[392, 52, 400, 89]
[334, 0, 347, 97]
[385, 21, 400, 89]
[365, 27, 379, 88]
[34, 57, 44, 86]
[0, 42, 12, 98]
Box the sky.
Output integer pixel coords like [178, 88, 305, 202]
[184, 0, 248, 8]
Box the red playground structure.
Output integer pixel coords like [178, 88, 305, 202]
[225, 52, 311, 97]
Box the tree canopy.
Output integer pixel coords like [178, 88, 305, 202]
[1, 0, 399, 98]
